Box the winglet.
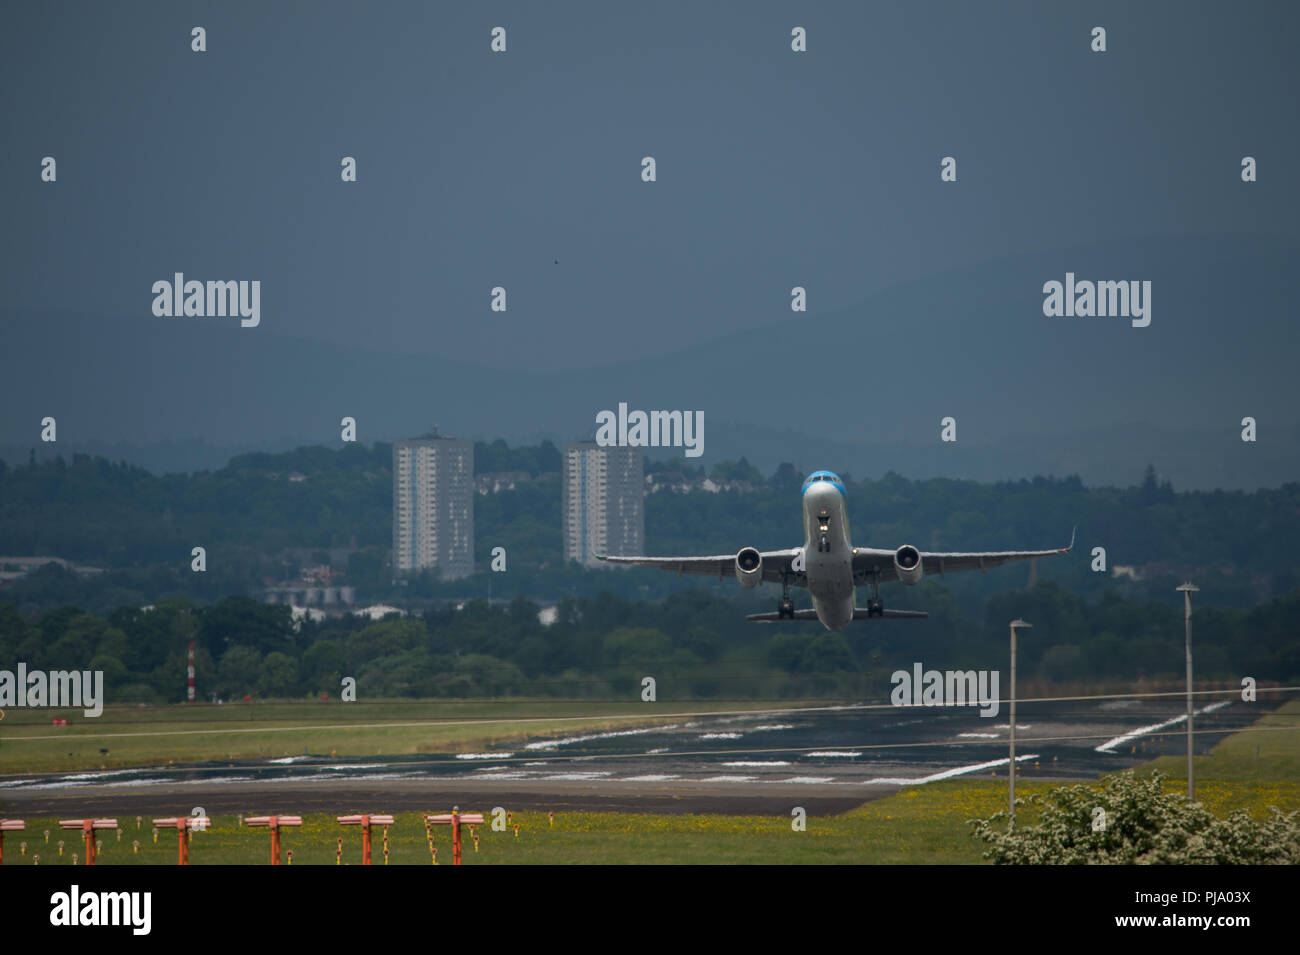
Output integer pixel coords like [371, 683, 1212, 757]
[1063, 526, 1076, 553]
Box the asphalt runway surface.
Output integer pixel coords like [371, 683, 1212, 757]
[0, 695, 1265, 817]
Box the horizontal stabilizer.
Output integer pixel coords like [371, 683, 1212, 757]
[746, 609, 821, 622]
[746, 608, 929, 623]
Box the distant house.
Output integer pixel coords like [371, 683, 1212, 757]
[644, 473, 756, 495]
[290, 605, 327, 625]
[354, 603, 405, 620]
[475, 471, 533, 495]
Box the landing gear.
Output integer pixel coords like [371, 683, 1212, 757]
[865, 575, 883, 617]
[778, 576, 795, 619]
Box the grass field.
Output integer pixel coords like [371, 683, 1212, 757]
[4, 700, 1296, 864]
[0, 698, 795, 774]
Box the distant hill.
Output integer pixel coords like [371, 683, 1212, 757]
[2, 233, 1297, 489]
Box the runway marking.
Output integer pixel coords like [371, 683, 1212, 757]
[808, 751, 860, 758]
[722, 761, 790, 767]
[462, 771, 531, 779]
[525, 725, 680, 750]
[59, 769, 138, 781]
[457, 752, 514, 759]
[262, 772, 419, 784]
[3, 713, 1292, 790]
[1095, 699, 1232, 753]
[7, 714, 1297, 795]
[321, 764, 381, 770]
[860, 754, 1039, 786]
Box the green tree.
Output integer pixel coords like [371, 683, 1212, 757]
[217, 645, 263, 698]
[258, 651, 300, 697]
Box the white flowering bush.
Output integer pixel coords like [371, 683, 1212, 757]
[969, 770, 1300, 864]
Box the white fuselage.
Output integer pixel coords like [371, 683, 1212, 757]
[802, 480, 857, 631]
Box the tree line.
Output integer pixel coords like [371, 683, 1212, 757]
[2, 579, 1295, 704]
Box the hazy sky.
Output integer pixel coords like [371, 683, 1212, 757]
[2, 2, 1297, 485]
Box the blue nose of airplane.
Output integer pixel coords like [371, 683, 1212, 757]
[801, 470, 845, 498]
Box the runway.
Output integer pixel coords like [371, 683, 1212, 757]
[0, 696, 1257, 816]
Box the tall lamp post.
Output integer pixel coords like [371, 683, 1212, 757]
[1009, 618, 1032, 826]
[1177, 582, 1199, 802]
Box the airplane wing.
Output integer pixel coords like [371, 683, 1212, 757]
[596, 548, 805, 585]
[852, 528, 1075, 582]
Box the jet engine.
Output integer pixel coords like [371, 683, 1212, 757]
[894, 545, 923, 585]
[735, 547, 763, 588]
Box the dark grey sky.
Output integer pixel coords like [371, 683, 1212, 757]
[2, 1, 1297, 486]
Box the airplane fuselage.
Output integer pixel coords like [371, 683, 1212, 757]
[802, 473, 856, 631]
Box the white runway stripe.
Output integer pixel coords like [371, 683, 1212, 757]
[859, 754, 1039, 786]
[525, 725, 679, 750]
[1095, 700, 1232, 753]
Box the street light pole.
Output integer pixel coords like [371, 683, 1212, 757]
[1009, 619, 1032, 826]
[1177, 582, 1199, 802]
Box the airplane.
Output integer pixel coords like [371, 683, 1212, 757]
[597, 469, 1074, 632]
